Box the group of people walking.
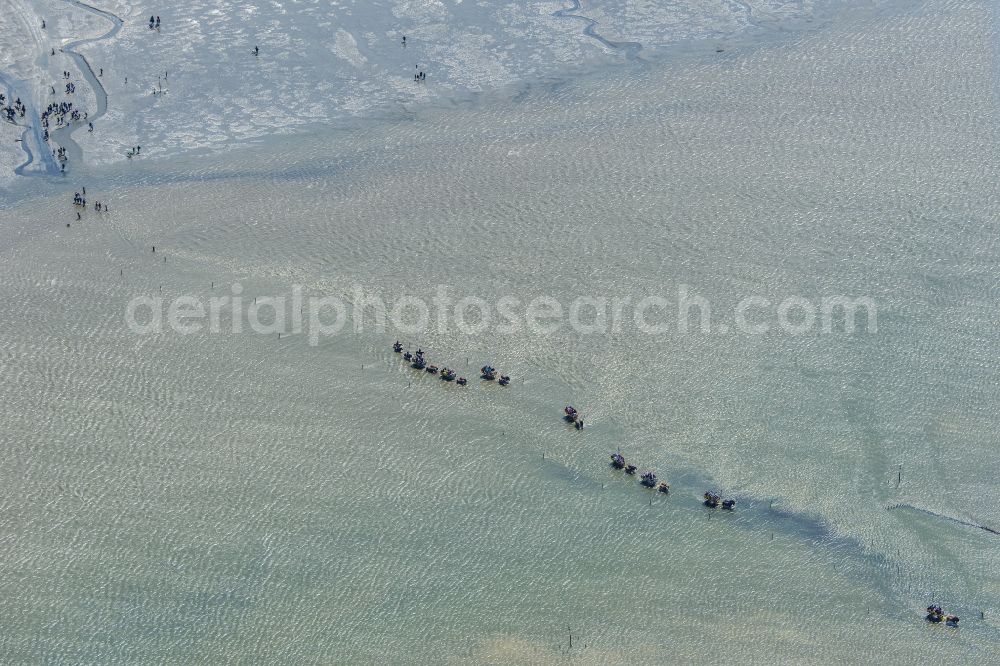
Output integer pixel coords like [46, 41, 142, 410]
[36, 59, 94, 168]
[54, 146, 68, 171]
[41, 100, 81, 143]
[1, 95, 25, 122]
[71, 187, 109, 218]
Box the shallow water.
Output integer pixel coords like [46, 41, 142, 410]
[1, 0, 999, 663]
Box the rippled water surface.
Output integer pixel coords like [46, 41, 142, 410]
[1, 0, 999, 663]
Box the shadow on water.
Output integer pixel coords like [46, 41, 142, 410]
[534, 432, 1000, 636]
